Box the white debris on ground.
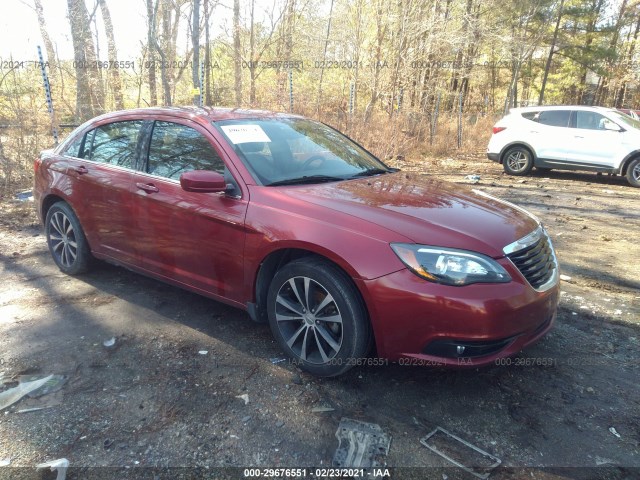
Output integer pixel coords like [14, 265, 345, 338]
[560, 292, 632, 319]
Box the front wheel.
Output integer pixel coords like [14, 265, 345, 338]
[45, 202, 92, 274]
[626, 158, 640, 187]
[267, 257, 371, 377]
[503, 146, 534, 176]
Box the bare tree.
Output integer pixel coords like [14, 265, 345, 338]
[615, 12, 640, 106]
[539, 0, 564, 105]
[316, 0, 334, 114]
[33, 0, 56, 70]
[146, 0, 158, 106]
[233, 0, 242, 106]
[192, 0, 201, 105]
[67, 0, 104, 120]
[98, 0, 124, 110]
[204, 0, 212, 105]
[364, 0, 388, 122]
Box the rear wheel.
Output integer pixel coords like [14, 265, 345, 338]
[503, 146, 533, 176]
[45, 202, 92, 274]
[626, 158, 640, 187]
[267, 257, 370, 377]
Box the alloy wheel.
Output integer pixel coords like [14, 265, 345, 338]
[48, 211, 78, 268]
[274, 276, 343, 364]
[506, 151, 529, 173]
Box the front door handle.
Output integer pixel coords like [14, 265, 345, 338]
[574, 135, 584, 138]
[136, 182, 159, 193]
[73, 165, 88, 175]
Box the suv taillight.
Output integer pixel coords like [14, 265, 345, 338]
[492, 126, 506, 134]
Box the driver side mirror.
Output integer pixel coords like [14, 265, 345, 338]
[180, 170, 227, 193]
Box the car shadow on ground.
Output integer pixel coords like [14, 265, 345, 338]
[528, 168, 630, 187]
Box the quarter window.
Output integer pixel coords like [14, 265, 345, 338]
[148, 121, 224, 179]
[86, 121, 143, 168]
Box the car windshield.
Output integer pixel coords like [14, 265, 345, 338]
[609, 111, 640, 130]
[214, 118, 391, 185]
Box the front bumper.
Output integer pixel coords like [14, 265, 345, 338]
[357, 259, 559, 367]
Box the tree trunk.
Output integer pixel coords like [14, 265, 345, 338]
[364, 1, 386, 122]
[146, 0, 158, 106]
[33, 0, 60, 135]
[33, 0, 56, 70]
[98, 0, 124, 110]
[204, 0, 212, 105]
[316, 0, 334, 114]
[151, 0, 171, 105]
[601, 0, 628, 105]
[67, 0, 104, 120]
[249, 0, 256, 105]
[192, 0, 201, 105]
[539, 0, 564, 105]
[233, 0, 242, 106]
[351, 0, 363, 114]
[578, 0, 604, 104]
[616, 13, 640, 107]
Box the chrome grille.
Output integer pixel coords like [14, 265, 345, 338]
[505, 227, 557, 290]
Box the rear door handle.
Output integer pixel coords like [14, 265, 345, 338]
[73, 165, 88, 175]
[136, 182, 159, 193]
[574, 135, 584, 138]
[530, 131, 539, 134]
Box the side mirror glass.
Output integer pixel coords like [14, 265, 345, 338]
[180, 170, 227, 193]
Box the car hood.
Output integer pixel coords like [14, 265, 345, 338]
[281, 172, 539, 258]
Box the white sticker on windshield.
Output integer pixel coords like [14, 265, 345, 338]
[220, 124, 271, 144]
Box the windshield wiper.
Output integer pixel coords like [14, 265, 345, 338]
[267, 175, 344, 186]
[349, 168, 391, 179]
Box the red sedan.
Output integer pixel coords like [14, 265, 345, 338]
[34, 107, 559, 376]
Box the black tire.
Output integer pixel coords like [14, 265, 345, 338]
[626, 158, 640, 187]
[267, 257, 371, 377]
[502, 146, 534, 176]
[45, 201, 92, 275]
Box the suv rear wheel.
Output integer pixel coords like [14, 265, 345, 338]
[626, 158, 640, 187]
[503, 146, 534, 176]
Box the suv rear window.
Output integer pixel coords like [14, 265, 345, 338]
[521, 111, 539, 121]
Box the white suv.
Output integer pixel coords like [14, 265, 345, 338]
[487, 105, 640, 187]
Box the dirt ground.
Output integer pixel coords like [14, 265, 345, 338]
[0, 153, 638, 480]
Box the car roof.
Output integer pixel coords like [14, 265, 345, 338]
[91, 106, 305, 123]
[510, 105, 617, 114]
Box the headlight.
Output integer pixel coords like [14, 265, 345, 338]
[390, 243, 511, 286]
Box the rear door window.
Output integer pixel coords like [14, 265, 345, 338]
[85, 121, 143, 168]
[147, 121, 225, 180]
[537, 110, 571, 127]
